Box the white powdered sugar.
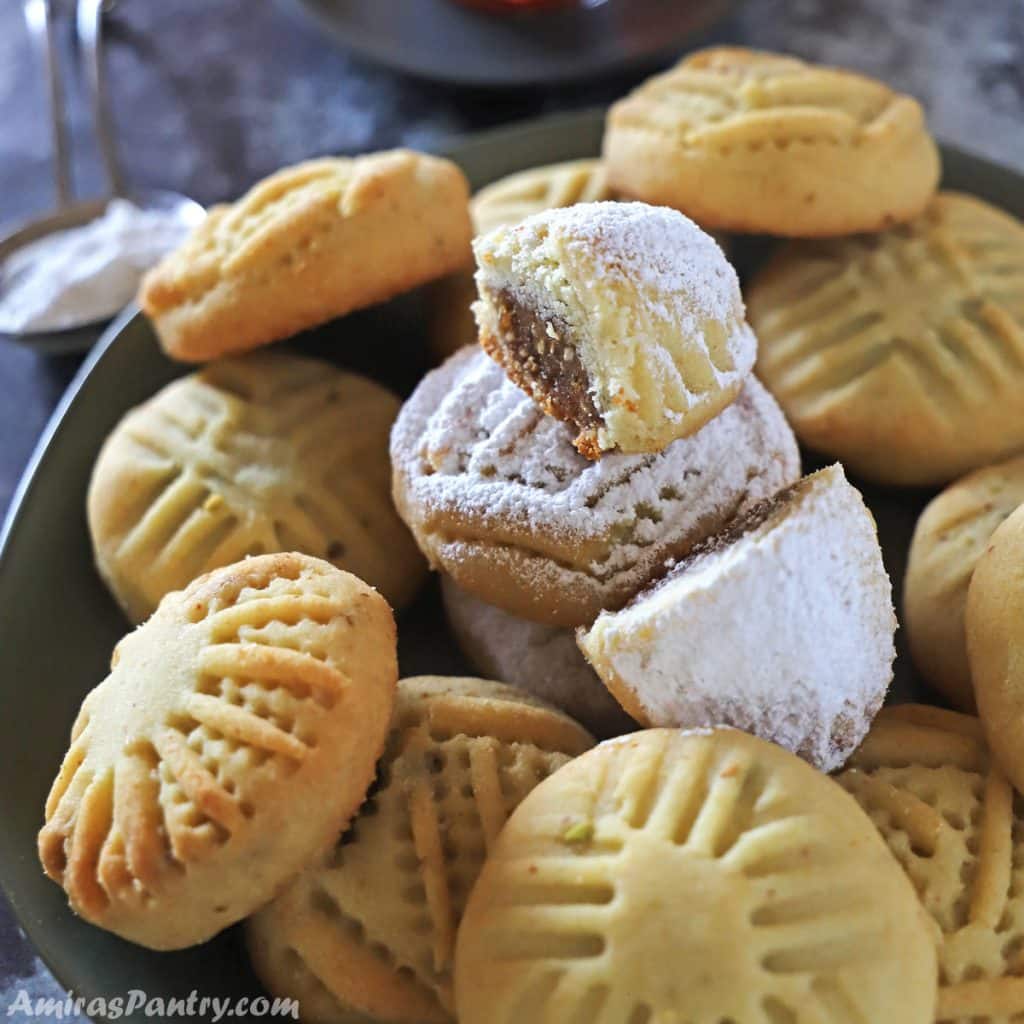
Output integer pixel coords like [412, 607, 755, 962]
[441, 576, 633, 738]
[578, 465, 897, 772]
[391, 346, 800, 623]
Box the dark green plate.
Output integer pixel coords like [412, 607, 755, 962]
[1, 109, 1022, 1023]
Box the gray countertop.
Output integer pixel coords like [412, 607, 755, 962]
[1, 0, 1021, 1019]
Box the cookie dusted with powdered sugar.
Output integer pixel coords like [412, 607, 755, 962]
[578, 465, 895, 771]
[473, 202, 756, 458]
[390, 346, 799, 628]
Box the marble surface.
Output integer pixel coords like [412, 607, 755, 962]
[0, 0, 1021, 1018]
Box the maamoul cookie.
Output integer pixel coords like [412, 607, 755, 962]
[454, 728, 938, 1024]
[473, 201, 756, 457]
[604, 46, 940, 236]
[750, 192, 1024, 485]
[391, 346, 800, 627]
[38, 553, 397, 950]
[440, 577, 633, 738]
[967, 503, 1024, 796]
[140, 150, 472, 361]
[430, 159, 615, 360]
[838, 703, 1024, 1022]
[905, 455, 1024, 711]
[88, 352, 426, 623]
[247, 676, 593, 1022]
[578, 465, 895, 771]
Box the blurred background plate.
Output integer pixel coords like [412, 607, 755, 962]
[286, 0, 736, 87]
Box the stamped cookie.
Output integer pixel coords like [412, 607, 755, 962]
[578, 465, 895, 770]
[88, 352, 426, 623]
[967, 503, 1024, 796]
[838, 704, 1024, 1022]
[750, 192, 1024, 485]
[38, 553, 397, 950]
[473, 202, 756, 457]
[604, 46, 940, 236]
[140, 150, 472, 361]
[391, 346, 800, 627]
[246, 676, 593, 1022]
[905, 455, 1024, 711]
[441, 578, 633, 738]
[454, 728, 938, 1024]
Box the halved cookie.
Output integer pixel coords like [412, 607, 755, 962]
[577, 465, 895, 771]
[838, 704, 1024, 1021]
[246, 676, 593, 1022]
[140, 150, 472, 361]
[905, 455, 1024, 711]
[750, 192, 1024, 485]
[605, 46, 940, 236]
[473, 201, 755, 457]
[38, 553, 397, 949]
[455, 728, 938, 1024]
[391, 346, 799, 627]
[88, 352, 426, 623]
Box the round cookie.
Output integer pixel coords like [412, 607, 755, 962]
[473, 202, 756, 458]
[604, 46, 940, 236]
[430, 159, 615, 361]
[391, 345, 800, 627]
[38, 553, 397, 950]
[967, 502, 1024, 796]
[905, 455, 1024, 711]
[246, 676, 593, 1022]
[578, 465, 895, 771]
[440, 577, 634, 738]
[454, 728, 938, 1024]
[140, 150, 473, 361]
[750, 192, 1024, 486]
[838, 704, 1024, 1022]
[88, 351, 426, 623]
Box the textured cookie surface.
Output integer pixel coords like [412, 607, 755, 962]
[88, 352, 426, 623]
[838, 704, 1024, 1023]
[455, 728, 937, 1024]
[430, 160, 615, 360]
[604, 46, 939, 236]
[391, 346, 800, 627]
[38, 553, 397, 950]
[905, 455, 1024, 711]
[751, 192, 1024, 485]
[473, 202, 756, 457]
[578, 465, 895, 771]
[140, 150, 472, 361]
[247, 676, 593, 1022]
[441, 578, 633, 738]
[967, 503, 1024, 798]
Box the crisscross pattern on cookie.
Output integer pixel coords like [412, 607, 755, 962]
[91, 352, 421, 620]
[839, 704, 1024, 1023]
[455, 728, 936, 1024]
[247, 678, 592, 1021]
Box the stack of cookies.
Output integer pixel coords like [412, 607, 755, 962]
[33, 43, 1024, 1024]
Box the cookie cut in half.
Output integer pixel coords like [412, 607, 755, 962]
[391, 346, 799, 627]
[967, 503, 1024, 797]
[38, 553, 397, 950]
[578, 464, 895, 771]
[246, 676, 593, 1022]
[454, 728, 938, 1024]
[905, 455, 1024, 711]
[750, 192, 1024, 485]
[88, 352, 426, 623]
[838, 704, 1024, 1022]
[604, 46, 940, 236]
[441, 578, 634, 738]
[140, 150, 472, 361]
[473, 201, 756, 458]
